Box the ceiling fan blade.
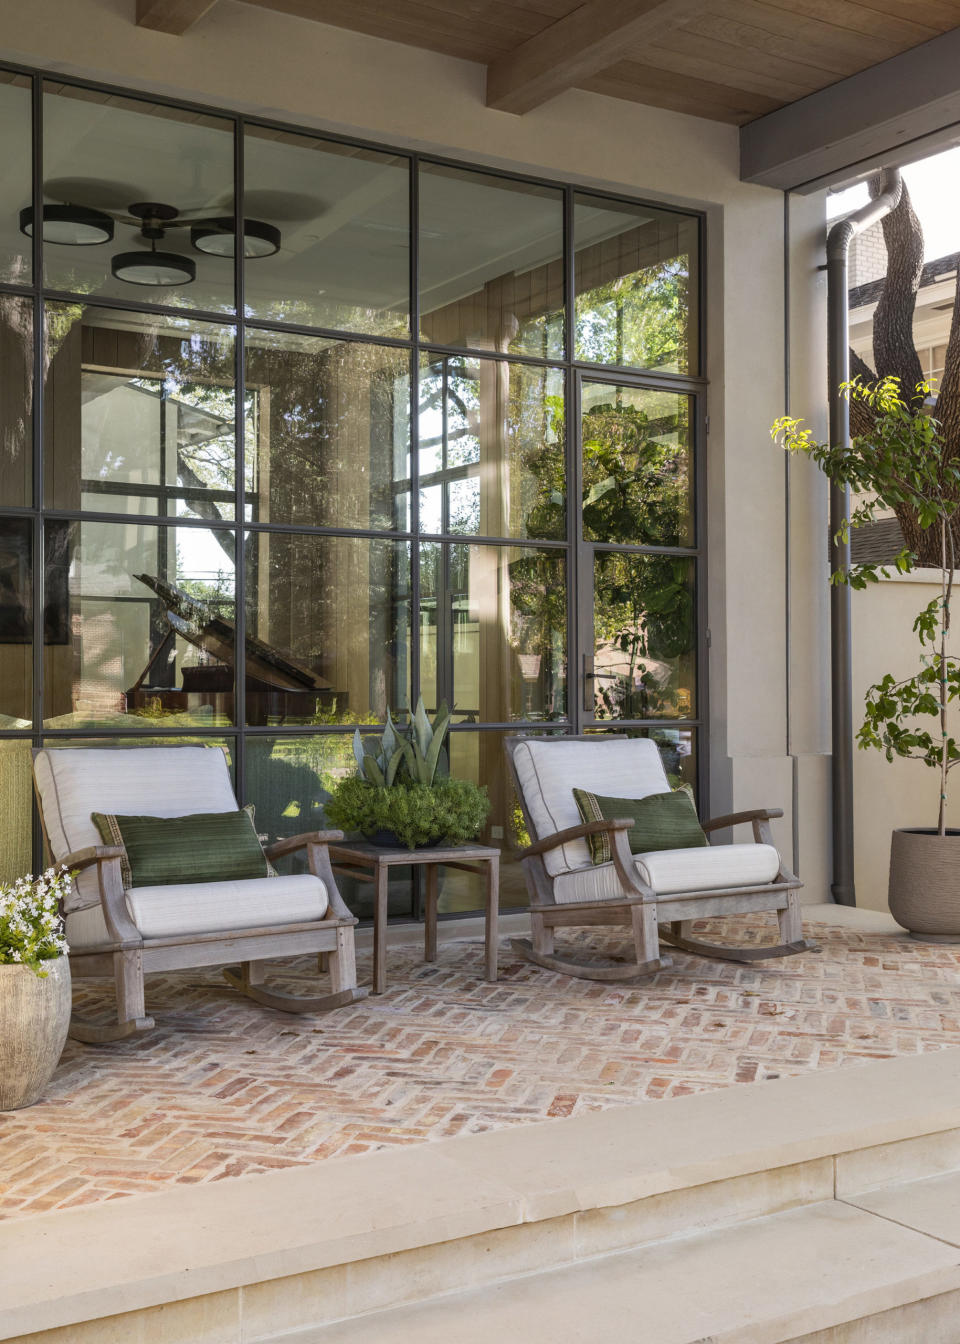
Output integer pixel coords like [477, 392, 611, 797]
[42, 177, 150, 212]
[241, 189, 325, 221]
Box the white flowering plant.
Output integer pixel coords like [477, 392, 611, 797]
[0, 867, 70, 976]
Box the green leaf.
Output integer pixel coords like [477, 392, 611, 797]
[413, 696, 432, 758]
[384, 747, 406, 787]
[361, 755, 386, 787]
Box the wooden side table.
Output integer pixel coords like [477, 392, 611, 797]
[328, 841, 500, 994]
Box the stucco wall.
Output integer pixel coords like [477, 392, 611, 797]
[852, 572, 959, 913]
[0, 0, 832, 899]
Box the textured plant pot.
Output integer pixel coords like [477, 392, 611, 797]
[0, 957, 71, 1111]
[888, 828, 960, 942]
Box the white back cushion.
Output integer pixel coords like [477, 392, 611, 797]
[512, 737, 670, 875]
[34, 746, 237, 909]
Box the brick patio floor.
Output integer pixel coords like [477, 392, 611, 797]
[2, 915, 959, 1222]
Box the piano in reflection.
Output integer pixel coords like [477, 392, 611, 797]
[125, 573, 342, 724]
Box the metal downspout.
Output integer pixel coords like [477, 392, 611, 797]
[825, 168, 903, 906]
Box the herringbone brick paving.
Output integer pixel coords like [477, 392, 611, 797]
[2, 916, 959, 1222]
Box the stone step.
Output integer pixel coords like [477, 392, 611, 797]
[5, 1051, 960, 1342]
[268, 1197, 960, 1344]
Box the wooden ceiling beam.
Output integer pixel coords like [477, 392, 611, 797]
[741, 24, 960, 190]
[135, 0, 220, 34]
[485, 0, 709, 115]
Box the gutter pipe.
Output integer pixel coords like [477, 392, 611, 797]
[824, 167, 902, 906]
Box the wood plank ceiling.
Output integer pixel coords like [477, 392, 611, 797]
[135, 0, 960, 125]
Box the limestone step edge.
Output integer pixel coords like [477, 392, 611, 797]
[252, 1200, 960, 1344]
[3, 1049, 960, 1339]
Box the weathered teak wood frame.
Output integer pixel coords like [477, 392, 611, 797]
[505, 735, 811, 983]
[329, 841, 500, 993]
[32, 755, 366, 1043]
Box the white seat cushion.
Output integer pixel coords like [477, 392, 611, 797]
[33, 746, 239, 911]
[66, 873, 328, 949]
[634, 843, 781, 895]
[512, 737, 670, 875]
[552, 843, 782, 905]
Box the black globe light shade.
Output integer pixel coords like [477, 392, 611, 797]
[19, 203, 114, 245]
[190, 216, 281, 258]
[111, 249, 196, 286]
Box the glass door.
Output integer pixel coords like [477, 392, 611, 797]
[576, 376, 702, 794]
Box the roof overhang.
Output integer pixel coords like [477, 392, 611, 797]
[740, 26, 960, 194]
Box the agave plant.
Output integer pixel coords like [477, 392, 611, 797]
[351, 697, 451, 789]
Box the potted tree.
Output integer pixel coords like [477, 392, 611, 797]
[774, 376, 960, 939]
[325, 697, 490, 851]
[0, 866, 72, 1109]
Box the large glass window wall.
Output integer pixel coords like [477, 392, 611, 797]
[0, 67, 704, 918]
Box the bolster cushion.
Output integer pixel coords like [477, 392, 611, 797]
[552, 842, 782, 904]
[66, 873, 328, 948]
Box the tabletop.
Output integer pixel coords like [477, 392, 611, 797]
[328, 840, 501, 867]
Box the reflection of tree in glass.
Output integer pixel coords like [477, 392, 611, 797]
[420, 357, 565, 541]
[582, 397, 689, 547]
[524, 394, 690, 548]
[576, 256, 689, 373]
[593, 553, 693, 720]
[506, 550, 567, 720]
[523, 393, 694, 720]
[418, 362, 482, 535]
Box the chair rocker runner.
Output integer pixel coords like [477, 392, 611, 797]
[505, 735, 812, 983]
[32, 745, 367, 1043]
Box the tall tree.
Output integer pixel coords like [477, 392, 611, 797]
[852, 176, 960, 564]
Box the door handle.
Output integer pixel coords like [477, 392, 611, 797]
[582, 653, 595, 713]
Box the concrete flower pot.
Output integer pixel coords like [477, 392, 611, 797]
[888, 829, 960, 942]
[0, 957, 71, 1110]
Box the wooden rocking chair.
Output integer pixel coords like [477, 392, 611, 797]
[33, 745, 367, 1043]
[505, 735, 811, 982]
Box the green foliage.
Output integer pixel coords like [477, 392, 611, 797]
[772, 377, 960, 829]
[351, 697, 451, 788]
[521, 391, 695, 721]
[772, 376, 960, 587]
[325, 776, 490, 851]
[334, 697, 485, 847]
[575, 257, 691, 374]
[858, 662, 960, 768]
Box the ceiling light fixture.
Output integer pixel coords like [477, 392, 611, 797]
[111, 240, 196, 287]
[19, 203, 114, 245]
[190, 216, 281, 258]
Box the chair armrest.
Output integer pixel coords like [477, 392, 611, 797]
[702, 808, 783, 847]
[59, 847, 141, 946]
[265, 830, 344, 860]
[266, 831, 355, 923]
[60, 845, 126, 873]
[519, 817, 633, 861]
[701, 808, 783, 833]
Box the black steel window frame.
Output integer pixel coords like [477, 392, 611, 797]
[0, 61, 709, 885]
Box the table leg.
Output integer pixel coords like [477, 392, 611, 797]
[373, 863, 389, 995]
[485, 854, 499, 982]
[424, 864, 438, 963]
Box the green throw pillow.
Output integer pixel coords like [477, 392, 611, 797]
[573, 787, 708, 864]
[92, 806, 273, 890]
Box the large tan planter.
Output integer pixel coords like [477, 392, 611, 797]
[889, 829, 960, 942]
[0, 957, 71, 1110]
